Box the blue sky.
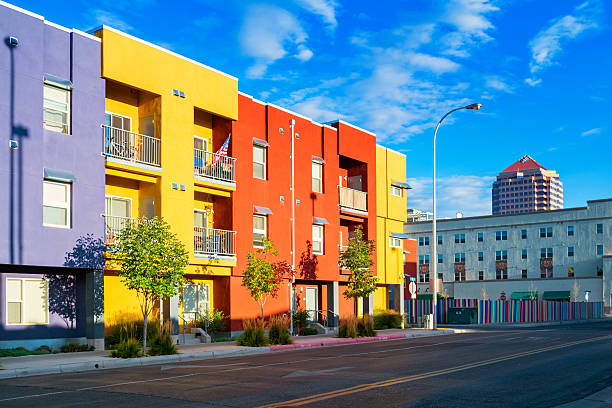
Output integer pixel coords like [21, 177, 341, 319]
[14, 0, 612, 217]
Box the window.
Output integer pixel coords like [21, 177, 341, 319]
[567, 225, 574, 236]
[596, 223, 603, 234]
[540, 227, 553, 238]
[312, 224, 324, 254]
[522, 249, 527, 260]
[522, 269, 528, 279]
[454, 253, 465, 263]
[438, 235, 443, 245]
[43, 180, 71, 228]
[419, 272, 429, 283]
[496, 231, 507, 241]
[477, 232, 483, 242]
[541, 248, 553, 258]
[253, 144, 267, 180]
[478, 252, 483, 261]
[419, 236, 430, 246]
[418, 255, 430, 264]
[455, 234, 465, 243]
[253, 215, 267, 247]
[425, 237, 430, 246]
[495, 250, 508, 261]
[454, 270, 466, 281]
[438, 254, 443, 264]
[389, 236, 402, 249]
[521, 229, 527, 239]
[478, 271, 484, 281]
[6, 278, 49, 325]
[568, 246, 574, 257]
[43, 82, 70, 133]
[597, 245, 604, 256]
[568, 267, 574, 278]
[312, 161, 323, 193]
[105, 196, 131, 218]
[390, 185, 402, 197]
[438, 273, 443, 280]
[106, 112, 132, 132]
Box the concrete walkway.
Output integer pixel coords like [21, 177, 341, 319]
[554, 385, 612, 407]
[0, 328, 454, 379]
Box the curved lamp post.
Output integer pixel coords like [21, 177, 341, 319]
[432, 103, 481, 330]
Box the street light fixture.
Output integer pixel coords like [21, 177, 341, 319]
[431, 103, 481, 330]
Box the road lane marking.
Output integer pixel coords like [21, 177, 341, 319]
[161, 362, 247, 370]
[257, 334, 612, 407]
[0, 331, 553, 403]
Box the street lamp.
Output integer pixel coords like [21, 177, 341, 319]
[431, 103, 481, 330]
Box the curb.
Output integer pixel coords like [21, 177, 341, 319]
[0, 347, 270, 380]
[270, 330, 455, 351]
[440, 318, 611, 330]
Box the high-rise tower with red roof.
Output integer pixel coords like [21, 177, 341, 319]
[492, 155, 563, 215]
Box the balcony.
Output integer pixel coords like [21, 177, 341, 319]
[194, 227, 236, 257]
[194, 149, 236, 184]
[103, 125, 161, 168]
[103, 214, 136, 245]
[338, 186, 367, 213]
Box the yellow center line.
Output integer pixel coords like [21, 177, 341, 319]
[257, 334, 612, 408]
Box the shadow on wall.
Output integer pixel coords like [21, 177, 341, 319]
[43, 235, 106, 328]
[298, 240, 318, 280]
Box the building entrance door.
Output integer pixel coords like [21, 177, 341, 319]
[305, 287, 318, 322]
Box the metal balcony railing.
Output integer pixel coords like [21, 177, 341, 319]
[338, 186, 367, 212]
[194, 149, 236, 183]
[194, 227, 237, 256]
[103, 214, 137, 245]
[102, 125, 161, 167]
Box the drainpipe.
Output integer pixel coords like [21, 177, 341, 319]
[290, 119, 296, 334]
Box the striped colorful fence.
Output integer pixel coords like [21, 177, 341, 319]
[405, 299, 603, 325]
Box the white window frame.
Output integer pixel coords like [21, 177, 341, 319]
[43, 180, 71, 229]
[43, 82, 71, 134]
[312, 224, 324, 254]
[253, 214, 267, 248]
[312, 161, 323, 193]
[105, 111, 132, 132]
[194, 208, 208, 229]
[194, 135, 208, 152]
[389, 236, 402, 248]
[6, 278, 49, 325]
[390, 185, 402, 197]
[105, 195, 132, 218]
[597, 244, 604, 256]
[253, 144, 267, 180]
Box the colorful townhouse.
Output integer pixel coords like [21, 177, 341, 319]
[373, 146, 411, 315]
[0, 3, 106, 349]
[94, 26, 239, 330]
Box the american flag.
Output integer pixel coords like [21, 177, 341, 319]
[213, 134, 230, 164]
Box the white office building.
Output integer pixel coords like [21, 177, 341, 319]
[404, 199, 612, 311]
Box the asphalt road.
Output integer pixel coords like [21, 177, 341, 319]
[2, 322, 612, 407]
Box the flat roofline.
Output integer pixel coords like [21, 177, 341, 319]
[325, 119, 376, 137]
[377, 144, 406, 157]
[92, 25, 238, 81]
[1, 1, 100, 42]
[407, 199, 612, 224]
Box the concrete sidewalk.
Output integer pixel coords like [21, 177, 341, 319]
[440, 318, 611, 330]
[0, 328, 455, 379]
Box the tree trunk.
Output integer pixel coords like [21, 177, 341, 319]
[260, 303, 264, 320]
[354, 297, 358, 317]
[143, 312, 148, 356]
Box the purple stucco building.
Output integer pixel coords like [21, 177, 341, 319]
[0, 3, 105, 349]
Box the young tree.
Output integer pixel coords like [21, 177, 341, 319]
[112, 217, 188, 354]
[242, 238, 291, 319]
[338, 226, 377, 315]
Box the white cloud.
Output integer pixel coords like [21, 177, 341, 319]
[90, 9, 133, 31]
[441, 0, 500, 58]
[406, 175, 495, 218]
[295, 0, 339, 30]
[485, 76, 513, 93]
[581, 127, 601, 137]
[527, 0, 602, 81]
[407, 53, 461, 74]
[240, 5, 311, 78]
[524, 77, 542, 87]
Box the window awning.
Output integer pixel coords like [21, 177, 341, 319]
[43, 74, 72, 89]
[542, 291, 571, 301]
[253, 138, 269, 147]
[510, 291, 538, 300]
[313, 217, 329, 225]
[312, 155, 325, 164]
[254, 206, 273, 215]
[44, 168, 75, 182]
[392, 180, 412, 189]
[390, 232, 409, 239]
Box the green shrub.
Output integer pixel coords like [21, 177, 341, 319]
[60, 343, 94, 353]
[373, 310, 403, 330]
[357, 315, 376, 337]
[105, 316, 160, 347]
[268, 315, 292, 345]
[148, 321, 177, 356]
[212, 337, 233, 343]
[36, 345, 53, 353]
[0, 347, 52, 357]
[302, 328, 319, 336]
[110, 338, 142, 358]
[196, 309, 227, 335]
[237, 318, 268, 347]
[338, 316, 358, 338]
[292, 309, 310, 334]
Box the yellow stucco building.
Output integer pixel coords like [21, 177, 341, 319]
[373, 145, 409, 314]
[95, 26, 239, 329]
